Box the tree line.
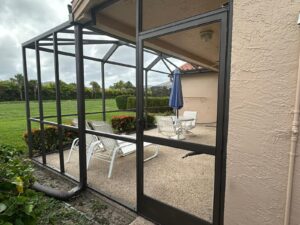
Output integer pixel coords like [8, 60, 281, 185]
[0, 74, 137, 101]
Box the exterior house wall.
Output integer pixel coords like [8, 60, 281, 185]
[224, 1, 300, 225]
[179, 72, 218, 123]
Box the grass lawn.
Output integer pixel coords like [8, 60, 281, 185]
[0, 99, 134, 150]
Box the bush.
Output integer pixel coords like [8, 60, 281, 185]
[0, 145, 34, 188]
[127, 97, 172, 113]
[115, 95, 132, 110]
[126, 97, 136, 110]
[111, 115, 136, 133]
[0, 144, 43, 225]
[111, 114, 155, 133]
[145, 114, 156, 128]
[23, 126, 78, 156]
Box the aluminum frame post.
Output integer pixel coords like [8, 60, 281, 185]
[101, 62, 106, 121]
[22, 47, 33, 158]
[75, 24, 87, 188]
[35, 41, 46, 164]
[136, 0, 144, 212]
[53, 32, 65, 173]
[144, 70, 148, 128]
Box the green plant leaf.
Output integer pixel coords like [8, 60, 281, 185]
[14, 218, 24, 225]
[24, 204, 33, 215]
[2, 222, 13, 225]
[0, 203, 7, 213]
[0, 182, 15, 192]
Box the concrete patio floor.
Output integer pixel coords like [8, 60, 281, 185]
[144, 123, 216, 146]
[37, 124, 216, 222]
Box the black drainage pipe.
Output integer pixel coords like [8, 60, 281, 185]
[31, 182, 84, 201]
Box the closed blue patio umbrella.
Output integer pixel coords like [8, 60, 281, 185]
[169, 69, 183, 117]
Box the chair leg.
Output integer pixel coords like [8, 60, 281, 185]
[86, 141, 100, 169]
[144, 145, 159, 162]
[108, 149, 118, 179]
[66, 138, 78, 163]
[86, 144, 93, 170]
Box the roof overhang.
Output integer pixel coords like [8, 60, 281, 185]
[72, 0, 228, 71]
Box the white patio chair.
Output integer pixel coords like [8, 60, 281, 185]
[155, 116, 184, 139]
[88, 121, 159, 178]
[182, 111, 198, 133]
[66, 119, 100, 166]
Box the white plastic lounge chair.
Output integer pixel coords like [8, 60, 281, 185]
[182, 111, 198, 133]
[156, 116, 183, 139]
[66, 119, 100, 166]
[88, 121, 159, 178]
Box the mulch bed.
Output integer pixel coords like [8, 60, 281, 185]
[33, 164, 135, 225]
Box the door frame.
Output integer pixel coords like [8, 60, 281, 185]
[135, 2, 232, 225]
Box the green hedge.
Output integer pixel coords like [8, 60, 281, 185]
[23, 126, 78, 156]
[105, 89, 135, 99]
[126, 97, 136, 110]
[0, 80, 136, 101]
[127, 97, 172, 113]
[115, 95, 132, 110]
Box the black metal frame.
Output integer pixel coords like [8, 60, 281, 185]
[22, 19, 181, 209]
[22, 1, 232, 224]
[135, 1, 232, 225]
[53, 32, 65, 173]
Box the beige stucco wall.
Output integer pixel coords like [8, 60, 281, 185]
[225, 1, 300, 225]
[179, 72, 218, 123]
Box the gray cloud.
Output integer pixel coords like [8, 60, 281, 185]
[0, 35, 20, 75]
[0, 0, 70, 80]
[0, 0, 184, 87]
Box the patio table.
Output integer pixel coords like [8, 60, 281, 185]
[172, 116, 195, 123]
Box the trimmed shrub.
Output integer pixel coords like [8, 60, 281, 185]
[105, 88, 135, 99]
[111, 115, 136, 133]
[144, 114, 157, 129]
[115, 95, 132, 110]
[23, 126, 78, 156]
[111, 114, 155, 133]
[126, 97, 136, 110]
[127, 97, 172, 113]
[145, 114, 156, 128]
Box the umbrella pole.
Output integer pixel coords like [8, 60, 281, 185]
[175, 109, 178, 140]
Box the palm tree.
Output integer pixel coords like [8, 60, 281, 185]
[28, 80, 38, 100]
[89, 81, 101, 98]
[10, 74, 24, 101]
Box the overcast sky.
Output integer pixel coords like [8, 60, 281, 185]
[0, 0, 182, 87]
